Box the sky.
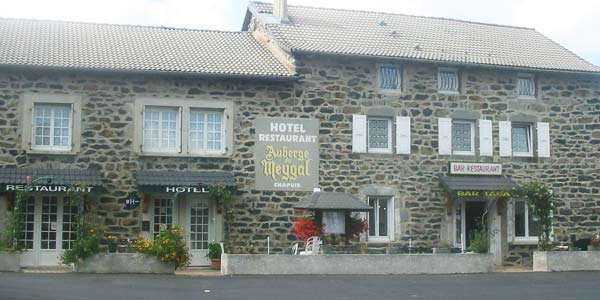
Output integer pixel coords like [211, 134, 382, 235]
[1, 0, 598, 65]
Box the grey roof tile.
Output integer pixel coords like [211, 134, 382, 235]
[135, 170, 236, 187]
[250, 2, 600, 73]
[0, 18, 295, 78]
[0, 168, 103, 186]
[293, 192, 372, 211]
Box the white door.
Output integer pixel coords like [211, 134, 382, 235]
[187, 198, 212, 266]
[453, 201, 466, 251]
[21, 195, 78, 267]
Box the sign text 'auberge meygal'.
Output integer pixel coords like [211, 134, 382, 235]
[255, 117, 319, 191]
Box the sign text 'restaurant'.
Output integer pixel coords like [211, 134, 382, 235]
[449, 162, 502, 176]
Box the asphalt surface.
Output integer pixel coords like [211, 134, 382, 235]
[1, 271, 599, 300]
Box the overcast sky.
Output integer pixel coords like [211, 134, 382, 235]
[1, 0, 599, 65]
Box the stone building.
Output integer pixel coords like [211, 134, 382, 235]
[0, 0, 599, 267]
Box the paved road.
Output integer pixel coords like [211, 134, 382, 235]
[1, 271, 599, 300]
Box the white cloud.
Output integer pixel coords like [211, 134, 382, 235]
[0, 0, 598, 64]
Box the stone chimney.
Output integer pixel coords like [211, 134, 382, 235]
[273, 0, 289, 22]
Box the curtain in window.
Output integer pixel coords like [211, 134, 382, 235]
[452, 122, 472, 152]
[379, 66, 400, 90]
[512, 125, 530, 153]
[439, 71, 459, 91]
[518, 77, 535, 96]
[368, 119, 389, 149]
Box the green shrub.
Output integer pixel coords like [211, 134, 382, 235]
[60, 224, 103, 265]
[134, 226, 191, 268]
[207, 242, 222, 259]
[468, 228, 489, 253]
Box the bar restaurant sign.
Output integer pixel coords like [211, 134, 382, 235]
[2, 184, 94, 193]
[449, 162, 502, 176]
[255, 117, 319, 191]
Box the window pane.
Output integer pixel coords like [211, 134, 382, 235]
[518, 77, 535, 96]
[33, 103, 71, 148]
[368, 198, 376, 236]
[379, 66, 400, 90]
[322, 211, 345, 234]
[452, 121, 472, 152]
[378, 199, 388, 236]
[512, 125, 530, 153]
[528, 208, 538, 237]
[515, 201, 526, 237]
[143, 107, 179, 151]
[439, 71, 458, 91]
[368, 119, 389, 149]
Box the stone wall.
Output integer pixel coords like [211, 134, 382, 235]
[1, 53, 599, 265]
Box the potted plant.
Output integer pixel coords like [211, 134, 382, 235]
[589, 236, 600, 251]
[207, 242, 222, 269]
[107, 235, 118, 253]
[248, 243, 256, 254]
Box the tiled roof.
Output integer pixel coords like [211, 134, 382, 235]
[439, 175, 517, 191]
[293, 192, 372, 211]
[249, 2, 600, 73]
[0, 18, 295, 78]
[135, 170, 236, 187]
[0, 168, 103, 186]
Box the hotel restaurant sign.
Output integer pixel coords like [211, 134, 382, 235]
[255, 117, 319, 191]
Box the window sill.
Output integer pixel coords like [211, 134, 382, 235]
[452, 152, 475, 156]
[26, 149, 77, 155]
[517, 96, 537, 101]
[138, 151, 231, 158]
[378, 89, 403, 95]
[438, 90, 460, 95]
[511, 238, 538, 245]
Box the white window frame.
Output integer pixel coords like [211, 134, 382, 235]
[31, 103, 73, 152]
[512, 200, 539, 244]
[142, 106, 182, 153]
[517, 73, 536, 99]
[451, 119, 475, 156]
[188, 109, 226, 155]
[367, 196, 394, 242]
[22, 93, 82, 154]
[377, 64, 402, 92]
[134, 97, 233, 157]
[438, 67, 460, 94]
[511, 123, 533, 157]
[367, 117, 393, 154]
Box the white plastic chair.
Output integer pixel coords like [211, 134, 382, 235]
[291, 243, 299, 255]
[299, 236, 321, 255]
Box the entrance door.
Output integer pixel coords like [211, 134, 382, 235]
[465, 201, 486, 249]
[21, 195, 78, 267]
[187, 198, 211, 266]
[150, 196, 213, 266]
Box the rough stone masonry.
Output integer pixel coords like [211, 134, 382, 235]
[0, 52, 599, 265]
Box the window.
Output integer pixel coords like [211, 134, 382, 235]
[367, 117, 392, 153]
[32, 103, 72, 151]
[514, 201, 538, 239]
[152, 198, 173, 239]
[189, 109, 225, 153]
[518, 75, 535, 98]
[143, 106, 180, 152]
[438, 68, 459, 93]
[322, 211, 346, 234]
[134, 98, 232, 156]
[378, 66, 401, 90]
[368, 196, 393, 241]
[452, 119, 475, 155]
[512, 123, 533, 157]
[22, 94, 82, 154]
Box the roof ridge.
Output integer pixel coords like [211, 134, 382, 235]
[250, 1, 536, 31]
[0, 16, 249, 34]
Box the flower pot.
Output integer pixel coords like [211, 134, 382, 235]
[210, 258, 221, 269]
[432, 247, 451, 254]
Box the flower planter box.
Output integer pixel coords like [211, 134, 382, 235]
[221, 253, 493, 275]
[0, 251, 21, 272]
[74, 253, 176, 274]
[533, 251, 600, 272]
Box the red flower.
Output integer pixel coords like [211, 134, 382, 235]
[294, 217, 324, 243]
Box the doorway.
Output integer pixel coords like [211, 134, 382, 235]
[150, 195, 214, 266]
[20, 195, 79, 266]
[465, 201, 486, 249]
[454, 201, 488, 250]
